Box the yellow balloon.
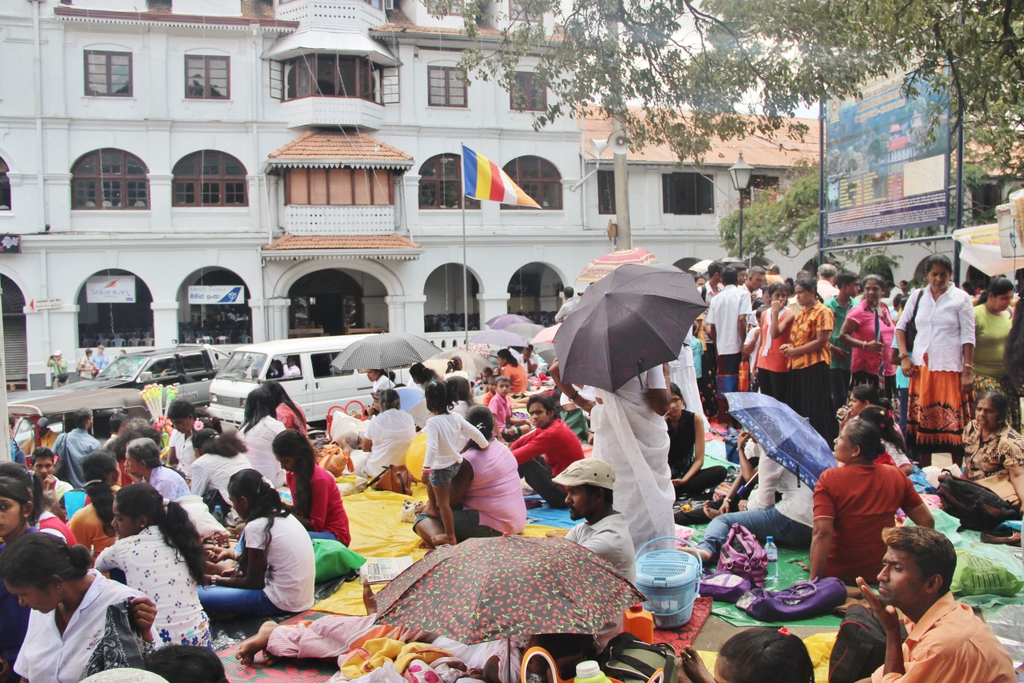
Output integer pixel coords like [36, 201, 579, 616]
[405, 432, 428, 481]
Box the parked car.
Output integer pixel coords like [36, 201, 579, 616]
[37, 345, 228, 404]
[208, 335, 408, 425]
[10, 388, 151, 457]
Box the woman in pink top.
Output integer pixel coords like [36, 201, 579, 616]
[839, 274, 897, 400]
[265, 381, 307, 434]
[412, 405, 527, 545]
[759, 282, 793, 403]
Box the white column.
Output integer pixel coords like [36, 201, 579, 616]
[386, 294, 426, 335]
[476, 292, 510, 327]
[267, 298, 291, 341]
[249, 298, 267, 343]
[149, 174, 173, 232]
[150, 301, 180, 347]
[267, 174, 281, 232]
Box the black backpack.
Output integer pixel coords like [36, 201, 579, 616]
[937, 472, 1021, 532]
[829, 604, 907, 683]
[598, 633, 677, 683]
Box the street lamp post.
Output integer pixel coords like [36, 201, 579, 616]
[729, 153, 754, 261]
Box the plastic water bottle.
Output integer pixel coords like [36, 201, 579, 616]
[574, 661, 611, 683]
[213, 505, 225, 525]
[765, 536, 778, 584]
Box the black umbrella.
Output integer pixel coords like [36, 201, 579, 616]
[331, 333, 440, 372]
[553, 265, 707, 393]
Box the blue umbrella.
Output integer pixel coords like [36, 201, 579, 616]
[724, 392, 837, 488]
[395, 386, 425, 412]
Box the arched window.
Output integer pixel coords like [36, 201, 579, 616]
[418, 154, 479, 210]
[0, 157, 9, 210]
[72, 149, 149, 209]
[502, 156, 561, 209]
[172, 151, 248, 207]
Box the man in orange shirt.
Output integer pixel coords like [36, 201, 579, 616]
[858, 526, 1015, 683]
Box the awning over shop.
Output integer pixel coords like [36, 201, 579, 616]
[953, 224, 1023, 276]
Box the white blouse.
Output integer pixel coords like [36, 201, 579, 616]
[15, 571, 149, 683]
[240, 416, 287, 488]
[897, 286, 975, 372]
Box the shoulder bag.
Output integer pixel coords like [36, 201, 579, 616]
[890, 288, 923, 366]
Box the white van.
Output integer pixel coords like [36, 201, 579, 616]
[207, 335, 408, 425]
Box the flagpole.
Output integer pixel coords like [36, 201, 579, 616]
[462, 198, 469, 347]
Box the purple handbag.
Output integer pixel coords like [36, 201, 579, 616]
[699, 570, 751, 603]
[717, 524, 768, 587]
[736, 578, 848, 621]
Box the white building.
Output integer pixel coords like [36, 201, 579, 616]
[0, 0, 943, 390]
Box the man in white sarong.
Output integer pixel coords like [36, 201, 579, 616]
[668, 332, 710, 432]
[589, 366, 675, 550]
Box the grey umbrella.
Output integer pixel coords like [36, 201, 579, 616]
[331, 333, 440, 372]
[503, 322, 545, 339]
[553, 264, 707, 392]
[469, 329, 531, 348]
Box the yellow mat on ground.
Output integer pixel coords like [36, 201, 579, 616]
[313, 484, 560, 615]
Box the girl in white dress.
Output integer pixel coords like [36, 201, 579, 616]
[96, 483, 211, 648]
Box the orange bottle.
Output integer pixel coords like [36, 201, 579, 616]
[737, 362, 753, 389]
[623, 604, 655, 643]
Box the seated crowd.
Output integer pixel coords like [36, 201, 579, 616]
[2, 262, 1023, 683]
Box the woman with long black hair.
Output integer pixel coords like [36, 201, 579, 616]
[96, 483, 211, 647]
[68, 450, 121, 560]
[199, 469, 315, 617]
[239, 386, 287, 487]
[272, 430, 351, 545]
[264, 380, 307, 435]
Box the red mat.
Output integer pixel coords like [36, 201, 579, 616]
[652, 597, 714, 654]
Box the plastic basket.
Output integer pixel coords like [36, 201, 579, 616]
[634, 536, 702, 628]
[64, 490, 87, 520]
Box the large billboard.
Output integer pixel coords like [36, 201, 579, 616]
[825, 73, 950, 238]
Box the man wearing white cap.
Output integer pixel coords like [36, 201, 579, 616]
[553, 459, 636, 583]
[47, 350, 69, 388]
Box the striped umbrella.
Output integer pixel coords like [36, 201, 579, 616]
[576, 247, 659, 283]
[331, 333, 440, 372]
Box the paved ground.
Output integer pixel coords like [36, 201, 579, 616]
[690, 452, 954, 651]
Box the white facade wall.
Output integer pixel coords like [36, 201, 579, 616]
[0, 0, 955, 389]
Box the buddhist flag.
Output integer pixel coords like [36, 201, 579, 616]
[461, 145, 541, 208]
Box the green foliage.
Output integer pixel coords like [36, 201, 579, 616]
[718, 162, 819, 258]
[433, 0, 1024, 173]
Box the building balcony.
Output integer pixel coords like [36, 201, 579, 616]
[280, 97, 385, 130]
[275, 0, 386, 31]
[285, 204, 395, 235]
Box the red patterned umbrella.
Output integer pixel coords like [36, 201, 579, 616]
[374, 535, 645, 644]
[577, 247, 659, 283]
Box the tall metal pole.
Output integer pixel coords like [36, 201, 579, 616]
[818, 100, 827, 267]
[953, 120, 965, 282]
[612, 114, 631, 250]
[462, 201, 469, 346]
[738, 190, 744, 260]
[0, 281, 11, 463]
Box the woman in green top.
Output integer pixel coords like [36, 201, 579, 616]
[973, 277, 1018, 431]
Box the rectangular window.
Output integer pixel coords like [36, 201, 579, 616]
[311, 352, 352, 378]
[597, 169, 615, 214]
[381, 67, 400, 103]
[428, 66, 466, 107]
[662, 172, 715, 215]
[511, 72, 546, 111]
[179, 353, 207, 374]
[286, 168, 393, 206]
[185, 56, 230, 99]
[85, 51, 132, 97]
